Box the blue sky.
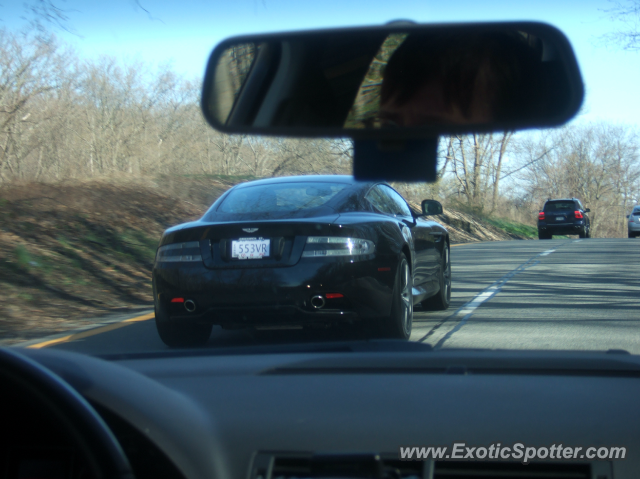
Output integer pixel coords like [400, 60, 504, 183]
[2, 0, 639, 128]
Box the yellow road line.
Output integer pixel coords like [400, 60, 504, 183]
[26, 312, 154, 349]
[123, 312, 154, 323]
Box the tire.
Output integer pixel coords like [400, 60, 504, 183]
[155, 305, 212, 347]
[630, 231, 636, 239]
[538, 230, 551, 240]
[381, 253, 413, 339]
[579, 227, 587, 239]
[421, 243, 451, 311]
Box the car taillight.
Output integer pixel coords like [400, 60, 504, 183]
[302, 237, 375, 257]
[538, 212, 545, 220]
[156, 241, 202, 263]
[574, 210, 583, 219]
[325, 293, 344, 299]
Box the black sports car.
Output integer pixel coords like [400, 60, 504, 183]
[152, 175, 450, 346]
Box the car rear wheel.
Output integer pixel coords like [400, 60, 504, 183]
[381, 254, 413, 340]
[155, 305, 212, 347]
[538, 230, 551, 240]
[630, 231, 636, 238]
[579, 227, 587, 239]
[421, 244, 451, 311]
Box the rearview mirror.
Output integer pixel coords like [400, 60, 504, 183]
[585, 208, 590, 213]
[202, 22, 583, 139]
[422, 199, 443, 216]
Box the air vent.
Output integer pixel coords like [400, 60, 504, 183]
[433, 461, 593, 479]
[250, 453, 425, 479]
[250, 454, 610, 479]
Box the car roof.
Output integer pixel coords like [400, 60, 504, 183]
[232, 175, 375, 189]
[546, 198, 579, 202]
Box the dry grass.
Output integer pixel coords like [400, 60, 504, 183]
[406, 201, 531, 243]
[0, 180, 208, 344]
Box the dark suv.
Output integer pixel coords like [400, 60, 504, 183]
[538, 198, 591, 239]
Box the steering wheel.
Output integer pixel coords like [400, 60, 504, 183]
[0, 348, 135, 479]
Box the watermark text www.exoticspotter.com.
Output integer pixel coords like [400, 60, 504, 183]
[399, 443, 626, 464]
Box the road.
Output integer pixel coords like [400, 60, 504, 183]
[22, 238, 640, 355]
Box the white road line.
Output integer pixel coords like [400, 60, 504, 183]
[430, 258, 541, 349]
[419, 245, 569, 348]
[427, 246, 566, 348]
[456, 289, 499, 317]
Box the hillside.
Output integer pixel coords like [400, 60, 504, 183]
[0, 178, 532, 344]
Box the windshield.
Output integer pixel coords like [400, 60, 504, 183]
[2, 1, 640, 357]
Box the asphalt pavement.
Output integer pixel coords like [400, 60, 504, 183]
[21, 238, 640, 355]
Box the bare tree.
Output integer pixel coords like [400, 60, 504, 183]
[516, 123, 640, 237]
[21, 0, 74, 34]
[443, 132, 514, 215]
[0, 30, 71, 181]
[601, 0, 640, 50]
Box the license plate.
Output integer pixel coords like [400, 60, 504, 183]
[231, 238, 270, 259]
[555, 216, 564, 221]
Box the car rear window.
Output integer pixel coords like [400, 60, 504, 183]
[633, 209, 640, 216]
[544, 201, 576, 211]
[217, 182, 348, 214]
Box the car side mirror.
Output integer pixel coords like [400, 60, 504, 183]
[626, 214, 630, 218]
[585, 208, 590, 213]
[422, 199, 443, 216]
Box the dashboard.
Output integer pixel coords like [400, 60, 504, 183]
[5, 345, 639, 479]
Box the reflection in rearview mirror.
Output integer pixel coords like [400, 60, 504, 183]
[348, 31, 547, 128]
[202, 23, 583, 138]
[210, 43, 257, 124]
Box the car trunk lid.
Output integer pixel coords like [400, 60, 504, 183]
[544, 207, 577, 223]
[161, 215, 342, 269]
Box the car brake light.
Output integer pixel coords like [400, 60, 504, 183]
[325, 293, 344, 299]
[538, 212, 545, 220]
[156, 241, 202, 263]
[171, 297, 185, 303]
[574, 210, 583, 219]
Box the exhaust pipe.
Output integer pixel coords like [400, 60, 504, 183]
[310, 295, 325, 309]
[184, 299, 196, 313]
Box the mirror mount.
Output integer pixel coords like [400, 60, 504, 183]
[402, 218, 418, 227]
[353, 139, 437, 182]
